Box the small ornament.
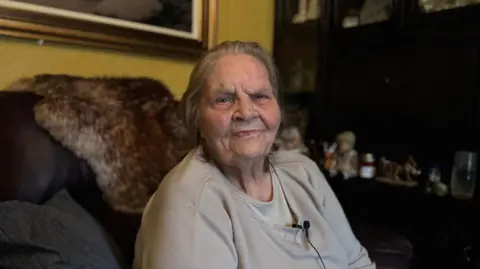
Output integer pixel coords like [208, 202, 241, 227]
[322, 142, 337, 170]
[275, 126, 309, 155]
[359, 153, 376, 179]
[292, 0, 321, 24]
[376, 155, 421, 187]
[426, 166, 448, 196]
[329, 131, 359, 179]
[428, 166, 441, 183]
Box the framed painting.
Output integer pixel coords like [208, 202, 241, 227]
[0, 0, 217, 58]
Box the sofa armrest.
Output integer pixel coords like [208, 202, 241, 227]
[353, 223, 413, 269]
[0, 91, 88, 203]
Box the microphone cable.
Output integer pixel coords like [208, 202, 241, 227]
[294, 221, 327, 269]
[271, 165, 327, 269]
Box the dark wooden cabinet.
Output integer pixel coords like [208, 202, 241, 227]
[273, 1, 480, 163]
[307, 0, 480, 167]
[323, 43, 478, 163]
[323, 0, 480, 45]
[328, 177, 480, 269]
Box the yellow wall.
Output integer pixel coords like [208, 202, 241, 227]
[0, 0, 274, 99]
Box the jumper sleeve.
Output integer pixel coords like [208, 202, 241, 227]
[308, 161, 376, 269]
[133, 204, 237, 269]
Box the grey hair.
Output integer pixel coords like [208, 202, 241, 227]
[180, 40, 281, 145]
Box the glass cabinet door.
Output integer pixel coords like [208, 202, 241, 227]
[273, 0, 320, 137]
[274, 0, 320, 94]
[340, 0, 394, 28]
[419, 0, 480, 13]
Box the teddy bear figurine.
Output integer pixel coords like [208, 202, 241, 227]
[329, 131, 359, 179]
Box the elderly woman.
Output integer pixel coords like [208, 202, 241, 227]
[133, 41, 375, 269]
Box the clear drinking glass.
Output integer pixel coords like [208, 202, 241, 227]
[450, 151, 477, 200]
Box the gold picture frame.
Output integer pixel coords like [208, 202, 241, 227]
[0, 0, 217, 58]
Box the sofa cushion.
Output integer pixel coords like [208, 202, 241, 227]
[0, 189, 127, 269]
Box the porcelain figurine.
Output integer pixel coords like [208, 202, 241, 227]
[329, 131, 359, 179]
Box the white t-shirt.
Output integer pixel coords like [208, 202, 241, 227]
[243, 171, 294, 227]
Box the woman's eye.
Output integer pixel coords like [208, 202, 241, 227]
[251, 94, 269, 100]
[215, 96, 233, 104]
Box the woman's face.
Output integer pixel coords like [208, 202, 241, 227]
[199, 54, 281, 164]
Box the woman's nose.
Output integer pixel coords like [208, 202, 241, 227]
[233, 99, 258, 121]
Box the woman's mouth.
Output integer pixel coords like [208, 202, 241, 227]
[235, 130, 259, 137]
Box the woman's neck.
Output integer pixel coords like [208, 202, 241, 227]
[222, 158, 273, 202]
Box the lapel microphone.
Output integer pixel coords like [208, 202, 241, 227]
[292, 220, 311, 238]
[303, 220, 310, 239]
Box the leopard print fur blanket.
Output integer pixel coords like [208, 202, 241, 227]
[6, 74, 194, 214]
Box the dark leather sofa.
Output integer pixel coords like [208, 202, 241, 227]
[0, 90, 413, 269]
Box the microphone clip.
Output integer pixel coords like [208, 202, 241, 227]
[292, 223, 303, 229]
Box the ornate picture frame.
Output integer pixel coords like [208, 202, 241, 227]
[0, 0, 217, 58]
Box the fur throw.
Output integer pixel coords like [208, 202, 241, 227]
[6, 74, 194, 214]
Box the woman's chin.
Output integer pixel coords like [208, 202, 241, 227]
[232, 146, 269, 160]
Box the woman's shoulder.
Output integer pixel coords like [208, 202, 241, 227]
[271, 150, 326, 189]
[150, 147, 224, 209]
[272, 150, 320, 173]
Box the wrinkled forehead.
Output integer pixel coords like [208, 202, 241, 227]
[203, 54, 273, 96]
